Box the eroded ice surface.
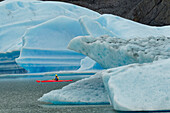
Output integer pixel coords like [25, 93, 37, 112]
[68, 35, 170, 68]
[38, 73, 109, 105]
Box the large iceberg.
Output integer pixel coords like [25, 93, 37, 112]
[102, 58, 170, 111]
[0, 0, 101, 73]
[15, 16, 87, 72]
[68, 35, 170, 68]
[1, 0, 170, 73]
[15, 14, 170, 72]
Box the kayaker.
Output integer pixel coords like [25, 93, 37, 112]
[53, 74, 59, 81]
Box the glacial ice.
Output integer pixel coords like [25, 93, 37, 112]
[0, 0, 100, 73]
[78, 14, 170, 39]
[0, 0, 99, 52]
[102, 58, 170, 111]
[17, 13, 170, 72]
[68, 35, 170, 68]
[15, 16, 95, 73]
[1, 0, 170, 73]
[66, 33, 170, 110]
[0, 51, 27, 74]
[38, 72, 109, 105]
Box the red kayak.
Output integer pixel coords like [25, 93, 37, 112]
[36, 80, 73, 83]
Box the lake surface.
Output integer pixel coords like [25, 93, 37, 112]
[0, 76, 117, 113]
[0, 76, 166, 113]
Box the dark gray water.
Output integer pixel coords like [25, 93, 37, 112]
[0, 77, 116, 113]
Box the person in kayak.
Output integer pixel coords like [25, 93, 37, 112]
[53, 74, 59, 81]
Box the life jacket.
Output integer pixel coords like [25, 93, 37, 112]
[54, 76, 59, 80]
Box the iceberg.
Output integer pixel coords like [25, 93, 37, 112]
[68, 14, 170, 70]
[15, 16, 91, 73]
[39, 58, 170, 111]
[38, 72, 109, 105]
[68, 35, 170, 68]
[101, 58, 170, 111]
[66, 24, 170, 110]
[2, 0, 170, 73]
[0, 0, 100, 73]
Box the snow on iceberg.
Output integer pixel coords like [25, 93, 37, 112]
[101, 58, 170, 111]
[68, 35, 170, 68]
[38, 73, 109, 105]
